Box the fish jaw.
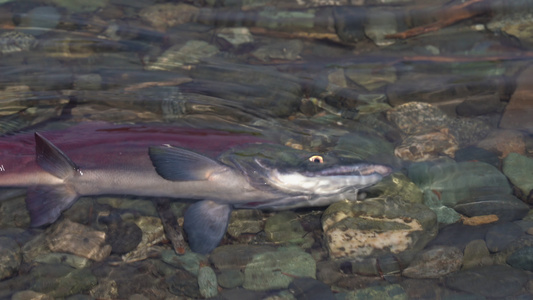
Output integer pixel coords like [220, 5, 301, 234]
[265, 163, 392, 195]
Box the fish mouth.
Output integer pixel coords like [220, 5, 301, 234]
[301, 164, 393, 178]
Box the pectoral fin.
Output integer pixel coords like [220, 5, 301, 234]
[183, 200, 232, 254]
[149, 146, 228, 181]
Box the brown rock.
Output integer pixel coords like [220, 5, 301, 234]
[139, 3, 199, 31]
[500, 64, 533, 133]
[394, 128, 459, 162]
[477, 129, 526, 158]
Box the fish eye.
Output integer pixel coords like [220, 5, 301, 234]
[309, 155, 324, 164]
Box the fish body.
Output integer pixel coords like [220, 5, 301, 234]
[0, 122, 391, 253]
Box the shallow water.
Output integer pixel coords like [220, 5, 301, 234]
[1, 0, 533, 299]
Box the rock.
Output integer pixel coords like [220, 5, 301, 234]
[227, 209, 264, 238]
[454, 146, 500, 168]
[344, 284, 408, 300]
[454, 194, 529, 222]
[0, 196, 30, 228]
[133, 216, 165, 249]
[344, 254, 405, 277]
[21, 233, 50, 263]
[51, 0, 107, 13]
[462, 239, 492, 269]
[334, 132, 397, 167]
[456, 93, 502, 116]
[217, 269, 244, 289]
[252, 40, 303, 62]
[402, 246, 463, 279]
[104, 218, 143, 255]
[344, 64, 397, 91]
[333, 6, 366, 43]
[322, 197, 437, 259]
[46, 220, 111, 261]
[147, 40, 219, 71]
[500, 64, 533, 133]
[445, 265, 528, 298]
[216, 27, 254, 48]
[210, 245, 276, 270]
[30, 264, 97, 298]
[264, 211, 314, 248]
[485, 222, 524, 252]
[428, 223, 491, 249]
[394, 128, 459, 162]
[0, 31, 37, 54]
[166, 269, 201, 298]
[243, 246, 316, 291]
[90, 279, 119, 299]
[507, 246, 533, 271]
[409, 160, 512, 209]
[19, 6, 61, 36]
[74, 74, 102, 90]
[288, 277, 335, 300]
[365, 173, 423, 204]
[0, 237, 21, 280]
[161, 249, 207, 276]
[364, 9, 397, 47]
[198, 266, 218, 298]
[256, 9, 314, 31]
[387, 102, 449, 136]
[316, 261, 343, 285]
[34, 253, 90, 269]
[503, 153, 533, 199]
[477, 129, 526, 158]
[139, 3, 200, 31]
[12, 290, 53, 300]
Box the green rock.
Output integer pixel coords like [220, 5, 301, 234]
[0, 237, 21, 280]
[161, 249, 207, 276]
[198, 266, 218, 298]
[147, 40, 219, 71]
[51, 0, 108, 12]
[507, 246, 533, 271]
[423, 189, 462, 225]
[217, 269, 244, 289]
[344, 284, 408, 300]
[503, 152, 533, 197]
[227, 209, 264, 238]
[264, 211, 314, 248]
[366, 173, 423, 204]
[256, 10, 315, 30]
[31, 265, 97, 298]
[243, 246, 316, 291]
[322, 197, 437, 259]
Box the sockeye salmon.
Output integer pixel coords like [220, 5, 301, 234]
[0, 122, 392, 253]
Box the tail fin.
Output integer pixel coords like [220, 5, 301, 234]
[27, 133, 81, 227]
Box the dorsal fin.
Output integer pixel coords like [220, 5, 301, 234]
[149, 146, 227, 181]
[34, 132, 82, 179]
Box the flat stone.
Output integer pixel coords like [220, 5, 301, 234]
[500, 64, 533, 133]
[0, 237, 21, 280]
[462, 239, 492, 269]
[322, 197, 437, 259]
[477, 129, 526, 158]
[507, 246, 533, 271]
[264, 211, 314, 248]
[446, 265, 528, 298]
[454, 194, 529, 222]
[289, 277, 335, 300]
[217, 269, 244, 289]
[198, 266, 218, 298]
[46, 220, 111, 261]
[345, 284, 408, 300]
[503, 152, 533, 199]
[210, 245, 276, 270]
[402, 246, 463, 279]
[486, 222, 525, 252]
[243, 246, 316, 291]
[12, 290, 53, 300]
[139, 3, 199, 31]
[394, 128, 459, 162]
[227, 209, 264, 238]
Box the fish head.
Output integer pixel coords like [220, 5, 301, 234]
[220, 144, 392, 208]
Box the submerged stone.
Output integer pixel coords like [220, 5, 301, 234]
[243, 246, 316, 291]
[322, 197, 437, 259]
[445, 265, 528, 298]
[503, 152, 533, 198]
[402, 246, 463, 278]
[507, 246, 533, 271]
[46, 220, 111, 261]
[454, 194, 529, 222]
[264, 211, 314, 248]
[0, 237, 21, 280]
[344, 284, 408, 300]
[198, 266, 218, 298]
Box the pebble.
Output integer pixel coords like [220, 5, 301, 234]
[162, 249, 207, 276]
[105, 219, 143, 255]
[445, 265, 528, 298]
[394, 128, 459, 161]
[0, 31, 37, 55]
[227, 209, 264, 238]
[402, 246, 463, 279]
[344, 284, 408, 300]
[462, 239, 492, 270]
[12, 290, 53, 300]
[0, 237, 21, 280]
[34, 252, 90, 269]
[264, 211, 314, 248]
[139, 3, 200, 31]
[243, 246, 316, 291]
[454, 146, 500, 167]
[210, 245, 276, 270]
[485, 222, 524, 252]
[454, 194, 529, 222]
[19, 6, 61, 36]
[499, 64, 533, 134]
[364, 9, 397, 47]
[46, 220, 111, 261]
[322, 197, 437, 259]
[503, 152, 533, 200]
[147, 40, 219, 71]
[387, 102, 449, 136]
[30, 264, 97, 298]
[333, 6, 366, 43]
[476, 129, 526, 158]
[507, 246, 533, 271]
[198, 266, 218, 298]
[216, 27, 254, 48]
[252, 40, 303, 62]
[217, 269, 245, 289]
[288, 277, 335, 300]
